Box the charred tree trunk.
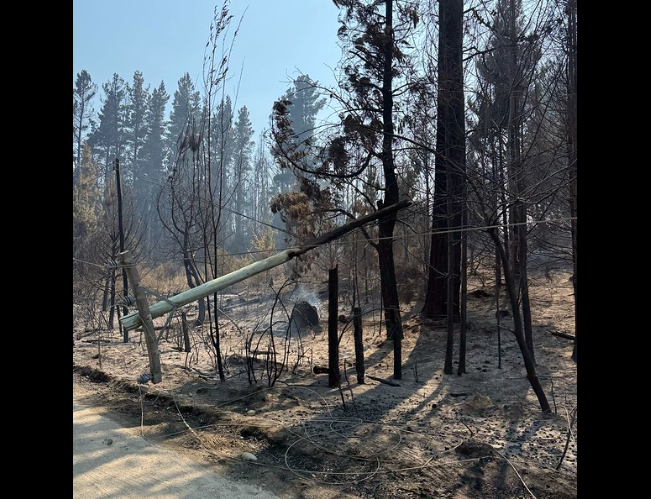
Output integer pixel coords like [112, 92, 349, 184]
[458, 199, 468, 374]
[210, 292, 226, 382]
[444, 158, 455, 374]
[181, 312, 191, 353]
[489, 228, 551, 413]
[506, 0, 534, 363]
[328, 263, 341, 388]
[353, 307, 365, 384]
[183, 249, 205, 326]
[424, 148, 449, 318]
[423, 160, 432, 276]
[363, 247, 370, 304]
[491, 137, 504, 369]
[499, 143, 510, 264]
[114, 159, 130, 343]
[444, 215, 455, 374]
[520, 228, 535, 363]
[378, 0, 403, 380]
[378, 235, 403, 379]
[108, 268, 116, 329]
[380, 268, 393, 338]
[102, 272, 111, 313]
[567, 0, 578, 363]
[423, 0, 465, 320]
[495, 249, 503, 369]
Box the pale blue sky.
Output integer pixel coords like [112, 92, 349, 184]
[73, 0, 342, 137]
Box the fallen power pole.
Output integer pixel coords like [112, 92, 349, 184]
[120, 200, 411, 333]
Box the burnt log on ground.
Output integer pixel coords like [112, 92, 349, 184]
[289, 301, 319, 334]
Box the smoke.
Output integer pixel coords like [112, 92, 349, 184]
[291, 284, 322, 313]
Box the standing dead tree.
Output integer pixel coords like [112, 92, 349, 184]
[156, 3, 243, 380]
[461, 0, 569, 413]
[487, 225, 551, 412]
[156, 139, 207, 327]
[566, 0, 577, 362]
[423, 0, 466, 325]
[271, 1, 423, 380]
[426, 0, 468, 374]
[196, 3, 244, 382]
[328, 262, 341, 387]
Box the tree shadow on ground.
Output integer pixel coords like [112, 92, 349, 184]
[74, 284, 576, 498]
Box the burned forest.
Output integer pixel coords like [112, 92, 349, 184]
[73, 1, 577, 498]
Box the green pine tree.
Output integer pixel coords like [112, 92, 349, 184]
[228, 105, 255, 252]
[127, 71, 150, 193]
[140, 80, 170, 249]
[168, 73, 201, 156]
[73, 70, 97, 176]
[90, 73, 128, 181]
[73, 143, 101, 248]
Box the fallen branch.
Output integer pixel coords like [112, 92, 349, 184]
[556, 405, 578, 470]
[82, 339, 111, 344]
[550, 330, 576, 341]
[367, 375, 401, 387]
[493, 448, 538, 499]
[76, 330, 112, 340]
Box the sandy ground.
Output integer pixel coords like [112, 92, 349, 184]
[73, 384, 277, 499]
[73, 271, 577, 498]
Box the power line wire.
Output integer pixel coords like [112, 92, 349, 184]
[73, 216, 576, 269]
[73, 257, 108, 269]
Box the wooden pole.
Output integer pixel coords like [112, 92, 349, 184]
[328, 261, 340, 388]
[353, 307, 364, 384]
[120, 199, 411, 331]
[114, 158, 129, 343]
[119, 250, 162, 384]
[181, 312, 191, 353]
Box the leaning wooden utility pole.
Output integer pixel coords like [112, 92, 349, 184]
[120, 200, 411, 332]
[119, 250, 162, 384]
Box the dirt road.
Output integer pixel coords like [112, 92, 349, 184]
[73, 395, 278, 499]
